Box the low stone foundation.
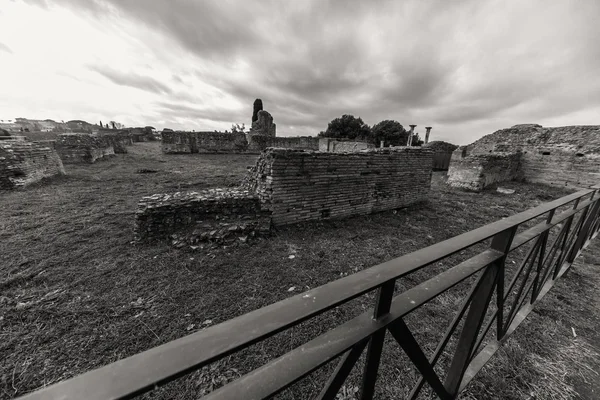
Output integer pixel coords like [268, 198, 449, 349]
[55, 134, 115, 163]
[447, 149, 522, 191]
[0, 140, 65, 190]
[162, 131, 248, 154]
[101, 133, 133, 154]
[134, 188, 271, 244]
[135, 147, 433, 244]
[247, 135, 320, 152]
[318, 138, 375, 153]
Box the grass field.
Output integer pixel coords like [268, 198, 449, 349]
[1, 142, 598, 399]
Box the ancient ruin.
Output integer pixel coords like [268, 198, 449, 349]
[134, 189, 271, 244]
[423, 140, 458, 170]
[54, 134, 115, 164]
[135, 147, 433, 243]
[447, 124, 600, 191]
[252, 98, 263, 123]
[161, 131, 248, 154]
[0, 137, 65, 190]
[318, 138, 375, 153]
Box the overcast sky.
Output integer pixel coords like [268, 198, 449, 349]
[1, 0, 599, 144]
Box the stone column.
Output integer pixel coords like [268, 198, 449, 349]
[380, 140, 384, 148]
[425, 127, 432, 144]
[408, 125, 417, 146]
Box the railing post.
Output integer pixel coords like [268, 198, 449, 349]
[530, 210, 555, 303]
[444, 227, 515, 396]
[491, 227, 518, 339]
[359, 280, 395, 400]
[567, 198, 600, 263]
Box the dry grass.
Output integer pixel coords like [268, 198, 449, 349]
[0, 142, 597, 399]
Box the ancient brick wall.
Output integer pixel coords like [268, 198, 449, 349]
[447, 151, 522, 191]
[243, 148, 433, 225]
[134, 189, 270, 243]
[464, 124, 600, 188]
[162, 131, 248, 154]
[247, 135, 320, 152]
[317, 138, 375, 152]
[0, 140, 65, 190]
[103, 134, 132, 154]
[54, 134, 115, 163]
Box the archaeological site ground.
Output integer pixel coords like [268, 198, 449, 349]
[2, 137, 600, 399]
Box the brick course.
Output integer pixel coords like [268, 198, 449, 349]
[243, 147, 433, 225]
[0, 140, 65, 190]
[162, 131, 248, 154]
[54, 134, 115, 163]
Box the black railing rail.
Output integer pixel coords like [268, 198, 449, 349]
[18, 184, 600, 400]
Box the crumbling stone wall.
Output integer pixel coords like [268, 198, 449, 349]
[247, 135, 320, 152]
[243, 148, 433, 225]
[162, 131, 248, 154]
[318, 138, 375, 153]
[0, 140, 65, 190]
[135, 147, 433, 243]
[134, 188, 270, 243]
[447, 149, 522, 191]
[102, 134, 133, 154]
[465, 124, 600, 188]
[54, 134, 115, 164]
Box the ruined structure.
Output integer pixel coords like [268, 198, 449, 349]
[447, 124, 600, 190]
[54, 134, 115, 164]
[423, 141, 458, 170]
[135, 147, 433, 243]
[318, 138, 375, 153]
[161, 131, 248, 154]
[134, 189, 270, 243]
[252, 99, 263, 123]
[97, 131, 133, 154]
[248, 110, 277, 138]
[248, 135, 320, 152]
[447, 148, 523, 191]
[0, 138, 65, 190]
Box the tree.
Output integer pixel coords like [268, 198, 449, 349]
[411, 133, 424, 147]
[231, 123, 246, 133]
[318, 114, 371, 140]
[371, 120, 409, 147]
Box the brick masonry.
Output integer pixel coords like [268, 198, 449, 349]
[54, 134, 115, 164]
[135, 147, 433, 242]
[464, 124, 600, 188]
[247, 135, 320, 152]
[134, 188, 270, 243]
[162, 131, 248, 154]
[317, 138, 375, 153]
[0, 139, 65, 190]
[447, 149, 523, 191]
[242, 148, 433, 226]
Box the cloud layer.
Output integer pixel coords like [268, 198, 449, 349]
[2, 0, 599, 143]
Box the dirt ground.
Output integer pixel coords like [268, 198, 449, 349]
[0, 142, 598, 399]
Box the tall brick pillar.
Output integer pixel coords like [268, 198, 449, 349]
[425, 127, 432, 144]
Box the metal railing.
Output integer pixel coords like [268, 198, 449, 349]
[18, 184, 600, 400]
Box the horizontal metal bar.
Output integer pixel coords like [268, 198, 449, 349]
[19, 190, 593, 400]
[509, 197, 596, 252]
[202, 250, 504, 399]
[459, 222, 597, 393]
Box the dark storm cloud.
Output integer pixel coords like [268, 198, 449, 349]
[89, 65, 173, 95]
[22, 0, 600, 142]
[0, 42, 13, 54]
